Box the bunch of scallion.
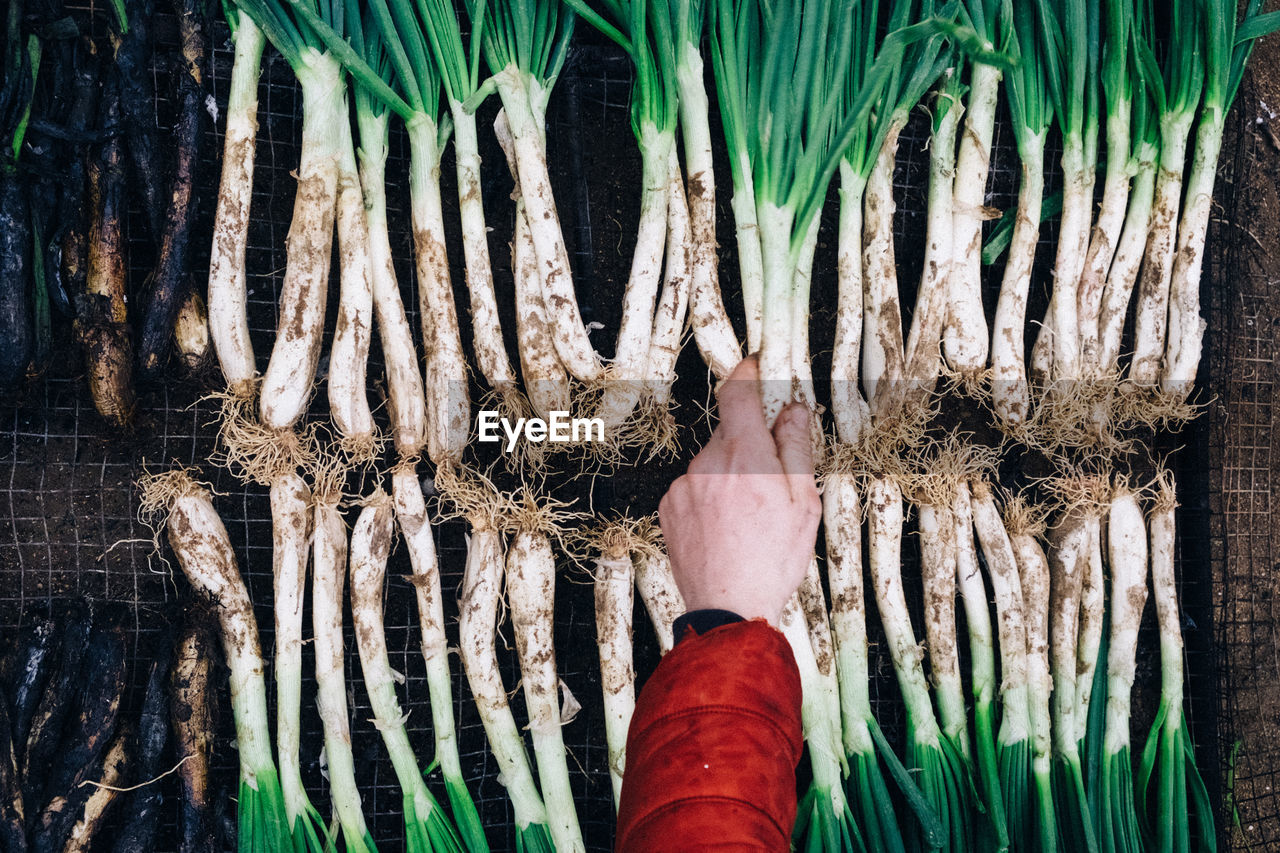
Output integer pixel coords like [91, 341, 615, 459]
[563, 0, 680, 432]
[1162, 0, 1280, 399]
[469, 0, 601, 386]
[834, 0, 952, 435]
[665, 0, 740, 378]
[307, 6, 491, 846]
[422, 0, 525, 420]
[207, 3, 265, 400]
[988, 0, 1052, 427]
[170, 0, 1280, 850]
[1139, 469, 1215, 853]
[852, 0, 958, 421]
[708, 2, 960, 848]
[139, 470, 317, 853]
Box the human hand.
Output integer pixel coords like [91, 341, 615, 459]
[658, 356, 821, 625]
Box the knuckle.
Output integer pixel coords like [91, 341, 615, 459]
[661, 476, 691, 509]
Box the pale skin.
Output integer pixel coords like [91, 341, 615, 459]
[658, 355, 821, 626]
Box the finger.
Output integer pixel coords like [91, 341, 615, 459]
[658, 486, 683, 537]
[657, 491, 672, 534]
[726, 352, 759, 382]
[713, 354, 775, 449]
[772, 402, 819, 502]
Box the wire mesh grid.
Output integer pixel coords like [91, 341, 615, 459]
[0, 11, 638, 851]
[0, 7, 1259, 853]
[1203, 70, 1280, 850]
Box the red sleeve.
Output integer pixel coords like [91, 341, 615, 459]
[615, 619, 803, 852]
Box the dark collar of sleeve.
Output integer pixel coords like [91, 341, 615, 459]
[673, 609, 745, 644]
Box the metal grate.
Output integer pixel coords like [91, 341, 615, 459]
[1204, 69, 1280, 851]
[0, 9, 1267, 853]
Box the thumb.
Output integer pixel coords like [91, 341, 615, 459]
[772, 403, 816, 497]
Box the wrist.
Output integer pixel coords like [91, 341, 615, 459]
[681, 591, 779, 626]
[673, 609, 744, 644]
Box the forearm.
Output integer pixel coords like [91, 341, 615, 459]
[616, 619, 802, 852]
